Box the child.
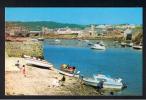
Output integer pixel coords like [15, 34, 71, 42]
[21, 65, 26, 77]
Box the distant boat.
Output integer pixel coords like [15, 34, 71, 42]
[126, 43, 133, 47]
[133, 45, 142, 50]
[31, 39, 39, 42]
[91, 42, 106, 50]
[37, 38, 44, 41]
[121, 42, 127, 47]
[83, 74, 127, 89]
[88, 42, 93, 45]
[25, 57, 53, 68]
[55, 39, 61, 43]
[84, 40, 90, 42]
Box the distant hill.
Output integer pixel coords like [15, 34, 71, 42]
[5, 21, 86, 31]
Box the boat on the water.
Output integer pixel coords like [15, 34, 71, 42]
[55, 39, 61, 42]
[83, 74, 127, 90]
[133, 45, 142, 50]
[121, 42, 127, 47]
[91, 42, 106, 50]
[84, 40, 90, 42]
[126, 43, 133, 47]
[25, 57, 53, 68]
[58, 64, 80, 77]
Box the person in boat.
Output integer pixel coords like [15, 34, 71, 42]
[68, 66, 76, 74]
[61, 64, 68, 69]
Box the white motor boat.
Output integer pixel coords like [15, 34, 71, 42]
[91, 44, 106, 50]
[25, 57, 53, 68]
[121, 42, 127, 47]
[83, 74, 127, 90]
[37, 38, 44, 41]
[133, 45, 142, 50]
[55, 39, 61, 42]
[84, 40, 90, 42]
[126, 43, 133, 47]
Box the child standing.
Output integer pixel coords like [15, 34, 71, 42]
[21, 65, 26, 77]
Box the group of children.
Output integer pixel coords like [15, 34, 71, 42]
[15, 60, 26, 77]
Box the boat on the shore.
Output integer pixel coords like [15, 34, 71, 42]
[37, 38, 44, 41]
[83, 74, 127, 90]
[91, 42, 106, 50]
[58, 64, 80, 77]
[25, 57, 53, 68]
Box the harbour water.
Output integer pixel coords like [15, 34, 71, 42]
[43, 39, 142, 96]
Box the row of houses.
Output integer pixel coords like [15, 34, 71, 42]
[5, 23, 141, 40]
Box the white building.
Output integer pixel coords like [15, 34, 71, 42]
[124, 29, 132, 38]
[57, 27, 82, 34]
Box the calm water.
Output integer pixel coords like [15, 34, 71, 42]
[43, 39, 142, 96]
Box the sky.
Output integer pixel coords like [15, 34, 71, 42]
[5, 8, 142, 25]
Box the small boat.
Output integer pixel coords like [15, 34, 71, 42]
[23, 55, 31, 58]
[31, 39, 39, 42]
[91, 44, 106, 50]
[55, 39, 61, 42]
[25, 57, 53, 68]
[84, 40, 90, 42]
[83, 74, 127, 90]
[37, 38, 44, 41]
[133, 45, 142, 50]
[121, 42, 127, 47]
[88, 42, 93, 45]
[126, 43, 133, 47]
[58, 64, 80, 77]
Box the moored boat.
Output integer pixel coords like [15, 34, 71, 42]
[126, 43, 133, 47]
[37, 38, 44, 41]
[91, 43, 106, 50]
[83, 74, 127, 90]
[133, 45, 142, 50]
[55, 39, 61, 42]
[121, 42, 127, 47]
[58, 64, 80, 77]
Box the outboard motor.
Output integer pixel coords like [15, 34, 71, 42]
[97, 81, 104, 89]
[122, 82, 128, 89]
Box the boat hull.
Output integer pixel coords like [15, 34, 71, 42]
[58, 70, 79, 77]
[103, 84, 123, 89]
[25, 58, 53, 68]
[91, 45, 106, 50]
[83, 78, 100, 87]
[133, 46, 142, 50]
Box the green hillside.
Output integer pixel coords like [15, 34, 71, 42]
[6, 21, 86, 31]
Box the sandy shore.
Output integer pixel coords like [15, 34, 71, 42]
[5, 56, 100, 96]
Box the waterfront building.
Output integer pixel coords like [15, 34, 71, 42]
[57, 27, 82, 35]
[123, 28, 132, 40]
